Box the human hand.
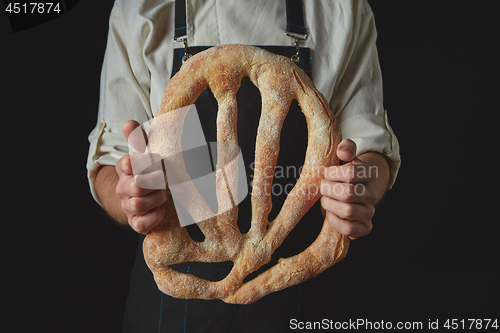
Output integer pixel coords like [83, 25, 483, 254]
[115, 120, 169, 234]
[320, 139, 378, 239]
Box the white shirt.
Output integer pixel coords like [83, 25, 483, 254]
[87, 0, 401, 201]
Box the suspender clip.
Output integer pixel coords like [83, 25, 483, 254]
[286, 32, 307, 64]
[174, 35, 192, 63]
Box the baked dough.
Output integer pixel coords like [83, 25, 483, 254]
[143, 44, 349, 304]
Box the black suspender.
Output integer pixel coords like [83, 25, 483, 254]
[172, 0, 311, 74]
[174, 0, 191, 62]
[174, 0, 187, 40]
[285, 0, 307, 39]
[285, 0, 308, 64]
[174, 0, 307, 40]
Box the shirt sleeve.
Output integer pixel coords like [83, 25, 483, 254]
[329, 3, 401, 189]
[86, 2, 154, 203]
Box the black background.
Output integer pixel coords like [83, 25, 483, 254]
[1, 1, 499, 332]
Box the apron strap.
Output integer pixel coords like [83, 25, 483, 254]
[285, 0, 307, 39]
[174, 0, 308, 41]
[174, 0, 187, 41]
[174, 0, 191, 62]
[285, 0, 308, 64]
[172, 0, 311, 74]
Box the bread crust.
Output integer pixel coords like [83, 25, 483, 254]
[143, 44, 349, 304]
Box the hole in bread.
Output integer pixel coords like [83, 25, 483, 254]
[171, 87, 219, 242]
[185, 224, 205, 243]
[173, 200, 205, 242]
[194, 87, 219, 143]
[189, 80, 260, 236]
[169, 261, 234, 282]
[235, 76, 262, 234]
[243, 202, 324, 283]
[243, 99, 323, 283]
[184, 79, 258, 237]
[267, 99, 307, 222]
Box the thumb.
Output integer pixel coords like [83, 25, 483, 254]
[336, 139, 357, 163]
[123, 120, 148, 153]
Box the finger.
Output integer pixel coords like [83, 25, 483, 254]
[126, 190, 168, 216]
[324, 160, 378, 183]
[325, 211, 372, 240]
[321, 180, 378, 206]
[135, 169, 168, 190]
[321, 195, 374, 222]
[121, 174, 157, 198]
[336, 139, 357, 164]
[123, 120, 148, 153]
[129, 206, 166, 235]
[321, 181, 358, 202]
[129, 152, 164, 176]
[116, 153, 134, 176]
[324, 164, 357, 183]
[323, 164, 364, 183]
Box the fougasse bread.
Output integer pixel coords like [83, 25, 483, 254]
[143, 44, 349, 304]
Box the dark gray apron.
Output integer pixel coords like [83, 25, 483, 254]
[123, 1, 340, 331]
